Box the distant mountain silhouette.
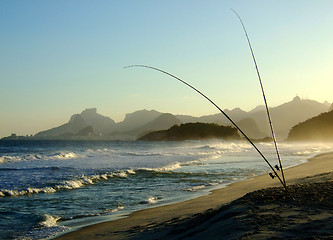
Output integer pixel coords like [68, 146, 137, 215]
[177, 97, 329, 140]
[176, 108, 248, 126]
[30, 97, 330, 141]
[111, 113, 181, 140]
[248, 96, 329, 140]
[329, 103, 333, 112]
[248, 105, 266, 114]
[115, 109, 162, 132]
[76, 126, 94, 137]
[35, 114, 87, 138]
[139, 123, 240, 141]
[35, 108, 115, 138]
[323, 101, 331, 107]
[237, 118, 266, 140]
[80, 108, 115, 134]
[287, 110, 333, 141]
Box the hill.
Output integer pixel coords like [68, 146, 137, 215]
[329, 103, 333, 112]
[248, 96, 329, 140]
[237, 118, 266, 140]
[111, 113, 182, 140]
[35, 114, 88, 138]
[287, 110, 333, 141]
[79, 108, 115, 134]
[115, 110, 162, 132]
[138, 123, 240, 141]
[35, 108, 115, 138]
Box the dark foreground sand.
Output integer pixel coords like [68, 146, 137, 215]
[56, 152, 333, 240]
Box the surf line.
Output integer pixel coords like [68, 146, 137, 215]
[124, 65, 289, 193]
[231, 9, 286, 186]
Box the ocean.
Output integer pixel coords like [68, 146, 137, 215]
[0, 140, 332, 240]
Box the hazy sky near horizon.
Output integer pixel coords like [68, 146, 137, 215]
[1, 0, 333, 137]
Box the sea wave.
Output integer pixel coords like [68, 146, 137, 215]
[139, 159, 207, 173]
[124, 151, 167, 157]
[110, 206, 125, 213]
[1, 160, 225, 198]
[14, 214, 68, 240]
[292, 150, 314, 156]
[183, 185, 206, 192]
[40, 214, 61, 228]
[195, 145, 216, 150]
[0, 151, 80, 164]
[140, 162, 182, 172]
[139, 196, 158, 205]
[191, 142, 253, 156]
[182, 182, 221, 192]
[0, 169, 136, 197]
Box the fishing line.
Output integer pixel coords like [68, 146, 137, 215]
[231, 9, 286, 186]
[124, 64, 288, 191]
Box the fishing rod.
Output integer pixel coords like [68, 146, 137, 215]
[124, 64, 288, 192]
[231, 9, 286, 186]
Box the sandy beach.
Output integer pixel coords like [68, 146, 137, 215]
[55, 152, 333, 240]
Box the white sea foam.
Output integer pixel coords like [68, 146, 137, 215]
[127, 169, 136, 174]
[0, 189, 22, 196]
[126, 151, 164, 157]
[0, 169, 136, 197]
[27, 187, 57, 194]
[0, 155, 21, 163]
[181, 160, 204, 166]
[53, 152, 77, 159]
[40, 214, 61, 228]
[183, 185, 206, 192]
[292, 151, 313, 156]
[195, 145, 216, 150]
[111, 206, 125, 212]
[61, 180, 85, 190]
[1, 188, 58, 197]
[0, 151, 80, 164]
[114, 172, 127, 178]
[141, 162, 182, 172]
[140, 196, 157, 205]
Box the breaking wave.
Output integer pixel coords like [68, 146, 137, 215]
[140, 162, 182, 172]
[39, 214, 61, 228]
[0, 151, 80, 164]
[0, 169, 136, 197]
[138, 159, 206, 172]
[182, 182, 221, 192]
[139, 196, 158, 205]
[110, 206, 125, 213]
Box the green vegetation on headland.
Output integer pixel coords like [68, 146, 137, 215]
[138, 123, 240, 141]
[288, 110, 333, 141]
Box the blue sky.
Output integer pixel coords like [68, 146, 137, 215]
[1, 0, 333, 137]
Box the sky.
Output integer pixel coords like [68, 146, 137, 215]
[1, 0, 333, 138]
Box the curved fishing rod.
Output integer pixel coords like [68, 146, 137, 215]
[124, 64, 287, 191]
[231, 9, 286, 186]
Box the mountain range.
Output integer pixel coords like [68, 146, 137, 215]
[32, 97, 331, 141]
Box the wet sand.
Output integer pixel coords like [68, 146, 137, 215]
[55, 152, 333, 240]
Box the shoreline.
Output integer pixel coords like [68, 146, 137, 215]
[55, 151, 333, 239]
